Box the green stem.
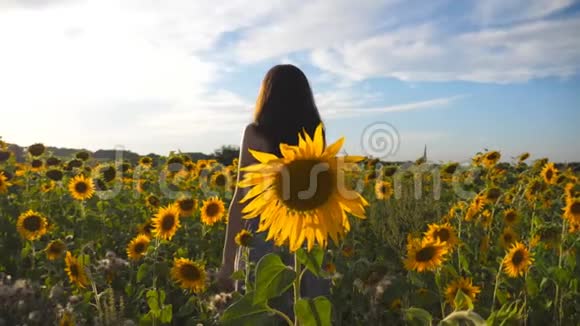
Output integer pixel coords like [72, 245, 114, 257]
[490, 259, 504, 315]
[268, 306, 294, 326]
[293, 253, 302, 326]
[554, 218, 566, 325]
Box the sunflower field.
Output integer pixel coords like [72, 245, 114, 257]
[0, 133, 579, 326]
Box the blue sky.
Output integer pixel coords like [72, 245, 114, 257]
[1, 0, 579, 162]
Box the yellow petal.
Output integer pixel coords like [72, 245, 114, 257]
[249, 149, 280, 163]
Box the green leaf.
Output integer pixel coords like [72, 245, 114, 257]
[453, 289, 474, 311]
[221, 291, 271, 326]
[526, 276, 538, 297]
[253, 253, 296, 304]
[146, 289, 165, 313]
[404, 307, 432, 326]
[137, 263, 150, 283]
[294, 296, 332, 326]
[230, 269, 245, 281]
[160, 304, 173, 324]
[296, 247, 324, 277]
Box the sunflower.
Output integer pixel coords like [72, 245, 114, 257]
[65, 251, 89, 288]
[145, 194, 160, 209]
[200, 197, 225, 226]
[41, 182, 55, 193]
[525, 178, 545, 202]
[563, 198, 580, 224]
[176, 196, 196, 216]
[45, 239, 66, 260]
[238, 124, 368, 252]
[485, 187, 501, 203]
[517, 152, 530, 163]
[235, 229, 253, 247]
[503, 242, 533, 278]
[472, 154, 483, 166]
[68, 174, 95, 201]
[541, 162, 558, 185]
[445, 277, 481, 309]
[126, 234, 150, 261]
[30, 159, 44, 172]
[424, 223, 459, 250]
[59, 311, 75, 326]
[16, 210, 48, 240]
[483, 151, 501, 168]
[499, 228, 518, 249]
[152, 204, 181, 240]
[46, 169, 64, 181]
[0, 171, 12, 194]
[479, 210, 493, 229]
[171, 258, 206, 293]
[28, 143, 45, 157]
[139, 156, 153, 168]
[374, 180, 394, 200]
[502, 208, 519, 226]
[465, 194, 486, 221]
[211, 171, 232, 189]
[137, 219, 155, 237]
[404, 237, 448, 272]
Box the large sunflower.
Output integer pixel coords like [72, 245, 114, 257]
[503, 242, 533, 278]
[0, 171, 12, 193]
[563, 198, 580, 224]
[152, 204, 181, 240]
[424, 223, 459, 250]
[45, 239, 66, 260]
[445, 277, 481, 309]
[171, 258, 206, 293]
[126, 234, 150, 261]
[68, 175, 95, 201]
[16, 210, 48, 240]
[200, 197, 225, 226]
[238, 124, 368, 252]
[139, 156, 153, 168]
[65, 251, 89, 288]
[541, 162, 558, 185]
[374, 180, 394, 200]
[404, 237, 448, 272]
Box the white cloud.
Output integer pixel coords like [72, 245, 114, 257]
[474, 0, 576, 25]
[309, 17, 580, 83]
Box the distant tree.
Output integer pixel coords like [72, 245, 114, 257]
[213, 145, 240, 165]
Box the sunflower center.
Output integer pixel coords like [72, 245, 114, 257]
[75, 182, 88, 194]
[161, 214, 176, 230]
[134, 242, 146, 254]
[205, 203, 220, 217]
[546, 170, 553, 180]
[215, 174, 226, 187]
[434, 229, 450, 242]
[179, 199, 194, 211]
[506, 212, 516, 222]
[23, 215, 42, 231]
[69, 263, 79, 277]
[381, 185, 389, 194]
[571, 202, 580, 215]
[415, 246, 436, 262]
[503, 233, 513, 242]
[511, 250, 524, 266]
[180, 264, 201, 281]
[276, 159, 334, 212]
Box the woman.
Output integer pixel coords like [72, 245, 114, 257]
[217, 64, 329, 299]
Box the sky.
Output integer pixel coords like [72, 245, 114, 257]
[1, 0, 579, 162]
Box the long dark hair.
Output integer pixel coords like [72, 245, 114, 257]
[253, 64, 323, 155]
